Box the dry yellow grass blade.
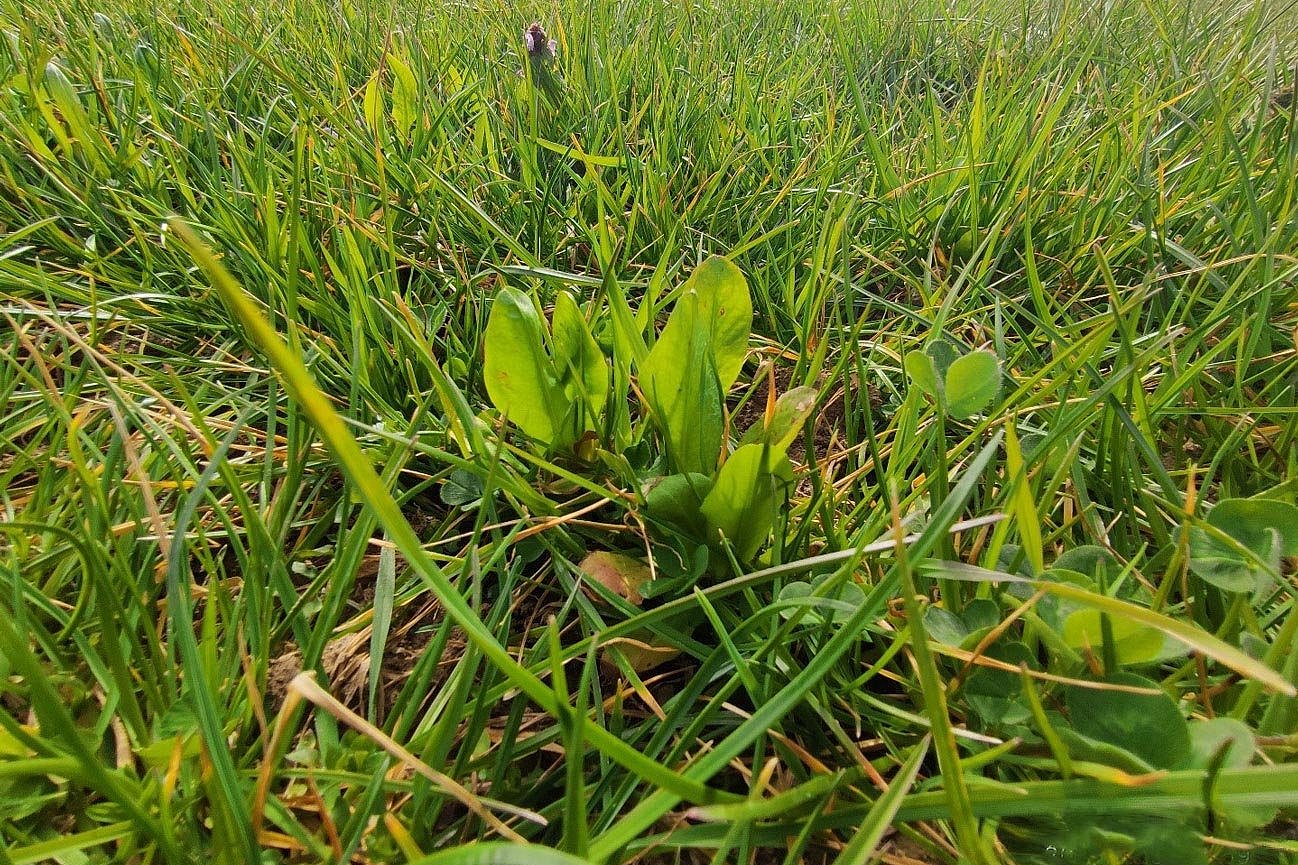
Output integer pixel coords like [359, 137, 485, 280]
[253, 672, 546, 844]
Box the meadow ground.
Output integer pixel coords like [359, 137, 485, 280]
[2, 0, 1298, 861]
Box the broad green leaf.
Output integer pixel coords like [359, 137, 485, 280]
[700, 444, 793, 562]
[362, 71, 383, 135]
[1189, 497, 1298, 593]
[777, 576, 866, 625]
[440, 468, 483, 508]
[923, 605, 969, 647]
[388, 53, 418, 137]
[640, 257, 749, 474]
[904, 350, 941, 401]
[550, 290, 608, 415]
[1054, 726, 1160, 775]
[1032, 567, 1095, 631]
[443, 63, 464, 92]
[664, 256, 752, 390]
[1065, 673, 1190, 770]
[1062, 609, 1163, 665]
[1054, 546, 1121, 582]
[633, 543, 710, 601]
[738, 385, 818, 455]
[961, 598, 1002, 634]
[483, 287, 567, 445]
[1187, 528, 1267, 593]
[1209, 498, 1298, 557]
[642, 316, 724, 474]
[944, 349, 1000, 419]
[643, 472, 712, 539]
[1186, 719, 1272, 828]
[1186, 718, 1254, 770]
[43, 62, 101, 170]
[956, 597, 1002, 649]
[927, 340, 958, 379]
[965, 642, 1034, 727]
[996, 543, 1038, 578]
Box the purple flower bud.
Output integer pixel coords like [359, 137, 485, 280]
[525, 22, 556, 60]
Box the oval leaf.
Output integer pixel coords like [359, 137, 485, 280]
[700, 444, 793, 562]
[1187, 718, 1254, 770]
[1208, 497, 1298, 558]
[642, 318, 724, 475]
[640, 257, 749, 474]
[738, 385, 818, 455]
[944, 350, 1000, 419]
[483, 287, 565, 444]
[388, 53, 418, 137]
[1061, 609, 1164, 666]
[1065, 672, 1190, 770]
[904, 351, 941, 401]
[1187, 528, 1264, 593]
[923, 605, 969, 647]
[643, 473, 713, 539]
[579, 551, 653, 605]
[671, 256, 752, 390]
[550, 290, 609, 415]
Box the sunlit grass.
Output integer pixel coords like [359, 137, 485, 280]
[2, 0, 1297, 861]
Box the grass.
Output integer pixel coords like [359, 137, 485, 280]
[1, 0, 1297, 861]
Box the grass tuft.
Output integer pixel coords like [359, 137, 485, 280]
[2, 0, 1297, 861]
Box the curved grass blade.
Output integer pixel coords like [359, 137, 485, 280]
[834, 736, 930, 865]
[1035, 581, 1294, 695]
[8, 820, 134, 865]
[164, 403, 265, 862]
[408, 843, 596, 865]
[632, 763, 1298, 850]
[684, 770, 850, 823]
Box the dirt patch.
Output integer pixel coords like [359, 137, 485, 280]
[1272, 84, 1294, 112]
[265, 598, 455, 722]
[1265, 816, 1298, 840]
[265, 650, 304, 707]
